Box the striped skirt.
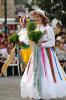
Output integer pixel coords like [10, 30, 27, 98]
[20, 46, 66, 99]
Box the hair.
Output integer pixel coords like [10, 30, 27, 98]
[34, 12, 49, 26]
[42, 16, 49, 26]
[56, 22, 63, 31]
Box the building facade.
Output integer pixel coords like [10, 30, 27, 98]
[0, 0, 17, 31]
[0, 0, 15, 18]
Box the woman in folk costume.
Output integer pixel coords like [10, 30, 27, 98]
[20, 9, 66, 100]
[18, 17, 32, 65]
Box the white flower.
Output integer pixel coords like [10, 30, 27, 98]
[18, 30, 29, 45]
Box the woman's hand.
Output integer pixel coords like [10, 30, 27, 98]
[37, 42, 42, 47]
[29, 40, 36, 51]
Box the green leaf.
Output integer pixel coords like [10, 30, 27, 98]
[9, 33, 19, 43]
[28, 30, 43, 44]
[27, 21, 36, 32]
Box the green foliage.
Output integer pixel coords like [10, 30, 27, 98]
[32, 0, 66, 19]
[61, 14, 66, 27]
[32, 0, 51, 13]
[27, 21, 42, 43]
[28, 30, 43, 44]
[14, 0, 32, 11]
[15, 0, 66, 24]
[27, 21, 36, 32]
[9, 33, 19, 43]
[14, 0, 26, 5]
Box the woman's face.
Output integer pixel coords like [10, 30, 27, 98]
[34, 13, 42, 24]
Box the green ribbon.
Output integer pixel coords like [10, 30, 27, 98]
[34, 45, 43, 97]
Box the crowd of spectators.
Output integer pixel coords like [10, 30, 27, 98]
[0, 31, 18, 75]
[0, 18, 66, 76]
[55, 22, 66, 72]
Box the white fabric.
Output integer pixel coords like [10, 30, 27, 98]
[52, 18, 62, 28]
[0, 48, 8, 55]
[55, 47, 66, 60]
[20, 48, 66, 99]
[38, 25, 55, 47]
[18, 28, 29, 45]
[20, 24, 66, 99]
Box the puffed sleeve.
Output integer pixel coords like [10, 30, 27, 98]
[41, 25, 55, 47]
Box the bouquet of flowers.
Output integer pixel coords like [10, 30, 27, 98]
[28, 30, 43, 44]
[27, 21, 43, 44]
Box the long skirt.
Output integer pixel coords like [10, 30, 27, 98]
[20, 46, 66, 99]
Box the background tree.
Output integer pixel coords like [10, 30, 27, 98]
[14, 0, 32, 11]
[14, 0, 66, 27]
[32, 0, 66, 26]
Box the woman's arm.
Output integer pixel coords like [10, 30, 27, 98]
[41, 26, 55, 47]
[29, 40, 36, 51]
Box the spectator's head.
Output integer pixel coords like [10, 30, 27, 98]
[7, 43, 11, 49]
[4, 40, 8, 47]
[7, 43, 12, 54]
[1, 32, 6, 38]
[55, 40, 60, 46]
[60, 39, 64, 46]
[10, 42, 14, 49]
[55, 23, 63, 34]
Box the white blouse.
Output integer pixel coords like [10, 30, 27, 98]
[38, 24, 55, 47]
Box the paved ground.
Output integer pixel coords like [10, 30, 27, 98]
[0, 77, 66, 100]
[0, 77, 30, 100]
